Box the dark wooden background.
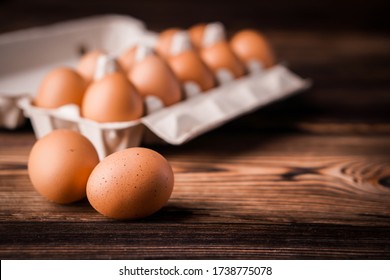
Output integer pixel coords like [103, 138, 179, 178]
[1, 0, 390, 259]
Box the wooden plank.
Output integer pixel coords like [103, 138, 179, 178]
[1, 222, 389, 259]
[1, 127, 390, 259]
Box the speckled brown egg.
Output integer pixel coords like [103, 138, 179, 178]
[230, 29, 275, 69]
[86, 147, 174, 220]
[82, 72, 144, 122]
[34, 67, 87, 108]
[200, 41, 246, 79]
[28, 129, 100, 204]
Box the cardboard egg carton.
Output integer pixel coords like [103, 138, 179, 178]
[0, 15, 152, 130]
[1, 15, 310, 159]
[0, 92, 27, 129]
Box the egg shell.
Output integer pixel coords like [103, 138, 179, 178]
[28, 129, 100, 204]
[188, 23, 206, 49]
[200, 41, 246, 78]
[167, 50, 216, 91]
[230, 29, 275, 68]
[118, 46, 137, 73]
[128, 54, 182, 106]
[82, 72, 144, 122]
[34, 67, 87, 108]
[76, 50, 106, 84]
[155, 28, 182, 58]
[86, 147, 174, 220]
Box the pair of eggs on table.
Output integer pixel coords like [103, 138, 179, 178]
[34, 26, 275, 123]
[28, 129, 174, 220]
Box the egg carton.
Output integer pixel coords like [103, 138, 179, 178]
[0, 14, 154, 129]
[19, 64, 309, 159]
[1, 14, 310, 158]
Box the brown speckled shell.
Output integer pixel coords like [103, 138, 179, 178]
[86, 147, 174, 220]
[28, 129, 100, 204]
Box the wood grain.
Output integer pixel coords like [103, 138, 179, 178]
[1, 222, 389, 259]
[1, 127, 390, 259]
[1, 2, 390, 259]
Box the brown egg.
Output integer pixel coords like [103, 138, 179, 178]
[82, 72, 143, 122]
[118, 46, 137, 73]
[128, 53, 182, 106]
[167, 50, 215, 91]
[28, 129, 99, 204]
[77, 50, 125, 84]
[76, 50, 106, 84]
[188, 23, 206, 49]
[189, 22, 226, 49]
[87, 147, 174, 220]
[155, 28, 183, 58]
[34, 67, 87, 109]
[200, 41, 246, 79]
[230, 29, 275, 68]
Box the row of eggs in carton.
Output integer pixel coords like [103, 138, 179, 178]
[29, 22, 275, 125]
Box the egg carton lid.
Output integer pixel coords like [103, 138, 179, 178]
[0, 14, 148, 96]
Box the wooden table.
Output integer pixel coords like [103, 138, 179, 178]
[1, 2, 390, 259]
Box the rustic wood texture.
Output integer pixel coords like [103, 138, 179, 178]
[1, 0, 390, 259]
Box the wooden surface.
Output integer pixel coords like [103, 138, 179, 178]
[1, 0, 390, 259]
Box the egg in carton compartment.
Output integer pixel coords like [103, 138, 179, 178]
[2, 15, 310, 159]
